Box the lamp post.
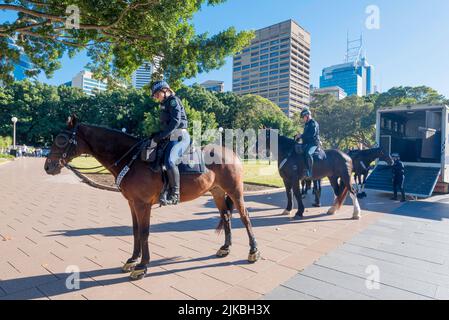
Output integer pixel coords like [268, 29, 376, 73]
[11, 117, 17, 149]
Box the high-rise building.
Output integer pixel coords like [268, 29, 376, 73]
[3, 37, 34, 82]
[131, 57, 162, 89]
[68, 70, 108, 96]
[232, 19, 311, 117]
[200, 80, 224, 93]
[319, 58, 373, 96]
[319, 35, 374, 97]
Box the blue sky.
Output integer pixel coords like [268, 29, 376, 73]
[2, 0, 449, 97]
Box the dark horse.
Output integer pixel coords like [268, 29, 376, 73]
[300, 179, 322, 207]
[276, 135, 361, 220]
[347, 147, 393, 198]
[44, 116, 260, 280]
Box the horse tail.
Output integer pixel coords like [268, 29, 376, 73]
[215, 195, 234, 234]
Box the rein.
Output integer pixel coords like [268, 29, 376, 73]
[51, 124, 144, 182]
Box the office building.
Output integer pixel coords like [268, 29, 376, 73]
[200, 80, 224, 92]
[131, 57, 162, 89]
[311, 86, 347, 100]
[68, 70, 108, 96]
[319, 35, 374, 97]
[3, 37, 34, 82]
[232, 20, 311, 117]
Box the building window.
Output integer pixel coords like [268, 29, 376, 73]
[260, 66, 268, 71]
[280, 37, 289, 42]
[270, 39, 279, 45]
[260, 72, 269, 77]
[233, 67, 241, 72]
[260, 54, 269, 60]
[251, 52, 258, 56]
[270, 58, 279, 63]
[260, 60, 268, 66]
[280, 68, 289, 73]
[234, 62, 241, 66]
[270, 52, 279, 57]
[270, 64, 278, 69]
[260, 48, 269, 54]
[261, 42, 269, 48]
[242, 65, 250, 70]
[243, 48, 250, 53]
[270, 70, 279, 75]
[270, 46, 279, 51]
[251, 63, 259, 68]
[279, 97, 289, 102]
[270, 76, 278, 80]
[251, 57, 258, 62]
[269, 81, 278, 86]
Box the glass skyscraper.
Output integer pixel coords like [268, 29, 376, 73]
[3, 38, 34, 81]
[319, 57, 373, 97]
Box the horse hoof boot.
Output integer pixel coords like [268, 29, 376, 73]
[130, 266, 147, 280]
[122, 260, 138, 273]
[216, 247, 230, 257]
[281, 209, 292, 216]
[248, 250, 260, 263]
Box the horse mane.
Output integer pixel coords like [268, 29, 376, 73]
[81, 123, 142, 143]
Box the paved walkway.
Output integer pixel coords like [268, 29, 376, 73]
[265, 197, 449, 300]
[0, 158, 445, 300]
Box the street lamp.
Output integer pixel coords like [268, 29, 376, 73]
[11, 117, 17, 149]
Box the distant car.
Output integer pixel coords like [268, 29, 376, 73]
[42, 148, 51, 157]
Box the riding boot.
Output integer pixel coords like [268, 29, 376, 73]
[165, 166, 180, 205]
[305, 154, 313, 178]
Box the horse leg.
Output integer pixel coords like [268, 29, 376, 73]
[292, 180, 305, 219]
[282, 178, 293, 216]
[341, 174, 361, 219]
[313, 180, 321, 207]
[130, 201, 152, 280]
[361, 172, 368, 197]
[227, 192, 260, 263]
[122, 201, 141, 273]
[211, 187, 233, 257]
[327, 176, 340, 215]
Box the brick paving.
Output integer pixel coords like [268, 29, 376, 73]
[1, 158, 390, 300]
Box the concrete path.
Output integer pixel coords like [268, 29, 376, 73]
[265, 196, 449, 300]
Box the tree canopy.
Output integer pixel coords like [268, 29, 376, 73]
[0, 0, 254, 87]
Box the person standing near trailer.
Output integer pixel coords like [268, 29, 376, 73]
[391, 153, 406, 202]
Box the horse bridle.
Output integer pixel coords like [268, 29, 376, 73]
[49, 124, 80, 166]
[48, 124, 144, 172]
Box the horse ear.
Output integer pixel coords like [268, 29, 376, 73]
[67, 114, 78, 129]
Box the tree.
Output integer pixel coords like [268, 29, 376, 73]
[311, 93, 375, 149]
[232, 95, 296, 136]
[0, 0, 254, 87]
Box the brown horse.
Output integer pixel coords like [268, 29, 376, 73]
[44, 115, 260, 280]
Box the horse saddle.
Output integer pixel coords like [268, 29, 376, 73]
[294, 143, 327, 161]
[141, 138, 207, 175]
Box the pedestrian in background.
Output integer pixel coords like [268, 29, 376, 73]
[391, 153, 406, 202]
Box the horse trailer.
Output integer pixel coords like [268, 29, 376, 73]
[365, 104, 449, 198]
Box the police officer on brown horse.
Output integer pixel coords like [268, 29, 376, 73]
[295, 107, 320, 178]
[151, 80, 190, 206]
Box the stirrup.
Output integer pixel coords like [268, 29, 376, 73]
[165, 193, 179, 206]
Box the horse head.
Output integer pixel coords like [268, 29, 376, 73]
[44, 114, 89, 175]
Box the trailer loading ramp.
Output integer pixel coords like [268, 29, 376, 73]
[364, 165, 441, 198]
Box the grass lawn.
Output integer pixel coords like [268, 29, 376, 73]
[70, 156, 285, 187]
[69, 157, 110, 174]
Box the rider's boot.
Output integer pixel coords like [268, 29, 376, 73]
[165, 166, 180, 205]
[305, 154, 313, 178]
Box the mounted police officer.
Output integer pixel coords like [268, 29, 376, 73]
[295, 107, 320, 178]
[151, 80, 190, 206]
[391, 153, 406, 202]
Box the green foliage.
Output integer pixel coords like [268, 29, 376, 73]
[0, 1, 254, 87]
[0, 136, 12, 149]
